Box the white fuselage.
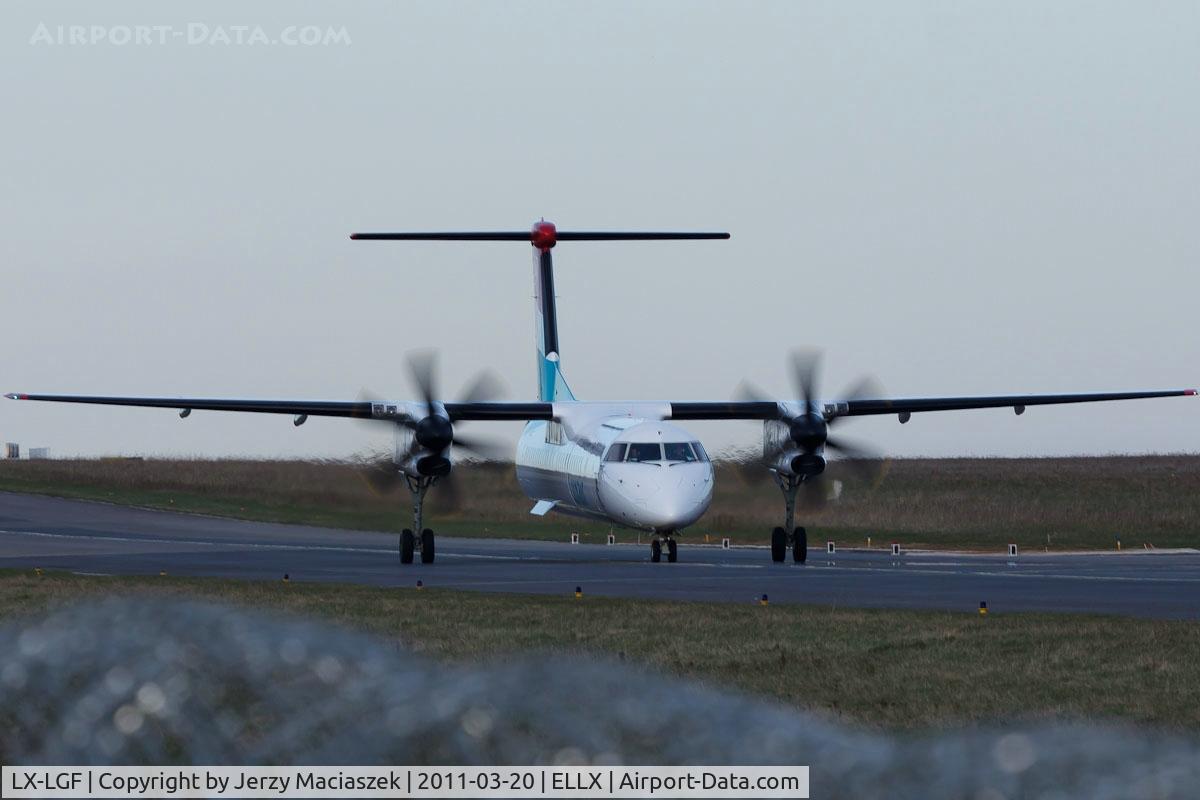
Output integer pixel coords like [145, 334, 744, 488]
[514, 407, 713, 533]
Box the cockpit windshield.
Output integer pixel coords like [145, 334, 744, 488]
[625, 443, 663, 462]
[663, 442, 698, 462]
[604, 442, 628, 462]
[605, 441, 711, 464]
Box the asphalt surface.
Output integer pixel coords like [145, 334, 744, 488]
[2, 492, 1199, 618]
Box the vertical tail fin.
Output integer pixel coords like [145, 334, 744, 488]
[349, 221, 728, 404]
[532, 223, 576, 401]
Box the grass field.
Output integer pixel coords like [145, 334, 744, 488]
[1, 456, 1199, 550]
[3, 568, 1198, 731]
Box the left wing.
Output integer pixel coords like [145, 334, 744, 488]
[668, 389, 1196, 421]
[3, 393, 554, 422]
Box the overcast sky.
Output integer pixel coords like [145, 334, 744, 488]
[2, 0, 1197, 459]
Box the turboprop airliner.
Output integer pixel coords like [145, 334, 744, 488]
[7, 220, 1196, 564]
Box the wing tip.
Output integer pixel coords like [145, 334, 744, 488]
[1186, 389, 1197, 396]
[4, 393, 24, 400]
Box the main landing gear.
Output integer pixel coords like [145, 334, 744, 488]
[650, 534, 679, 563]
[770, 472, 808, 564]
[399, 475, 438, 565]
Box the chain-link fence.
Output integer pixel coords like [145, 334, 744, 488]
[2, 598, 1196, 799]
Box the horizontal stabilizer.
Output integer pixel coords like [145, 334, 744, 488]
[351, 231, 532, 241]
[556, 231, 729, 241]
[351, 223, 729, 249]
[530, 500, 558, 516]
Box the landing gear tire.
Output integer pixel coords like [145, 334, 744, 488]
[771, 527, 787, 563]
[651, 539, 662, 563]
[420, 528, 436, 564]
[400, 529, 415, 565]
[667, 538, 678, 563]
[793, 526, 808, 564]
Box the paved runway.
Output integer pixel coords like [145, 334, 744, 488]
[2, 492, 1199, 618]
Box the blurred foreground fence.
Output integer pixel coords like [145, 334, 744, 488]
[2, 598, 1198, 799]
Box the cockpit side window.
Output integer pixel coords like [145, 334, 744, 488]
[604, 442, 628, 463]
[626, 443, 663, 462]
[663, 442, 698, 462]
[691, 441, 709, 462]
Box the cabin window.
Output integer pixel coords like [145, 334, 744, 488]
[691, 441, 710, 462]
[626, 443, 663, 462]
[663, 442, 699, 462]
[604, 443, 628, 462]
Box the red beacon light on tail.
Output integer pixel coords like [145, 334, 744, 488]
[531, 221, 557, 251]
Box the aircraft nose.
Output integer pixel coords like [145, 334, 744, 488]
[640, 469, 712, 530]
[598, 463, 713, 531]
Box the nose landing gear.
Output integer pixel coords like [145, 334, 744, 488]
[650, 534, 679, 563]
[399, 475, 439, 564]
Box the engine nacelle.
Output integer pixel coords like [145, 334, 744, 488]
[771, 449, 826, 477]
[763, 416, 827, 478]
[390, 408, 456, 480]
[791, 452, 826, 476]
[401, 453, 451, 478]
